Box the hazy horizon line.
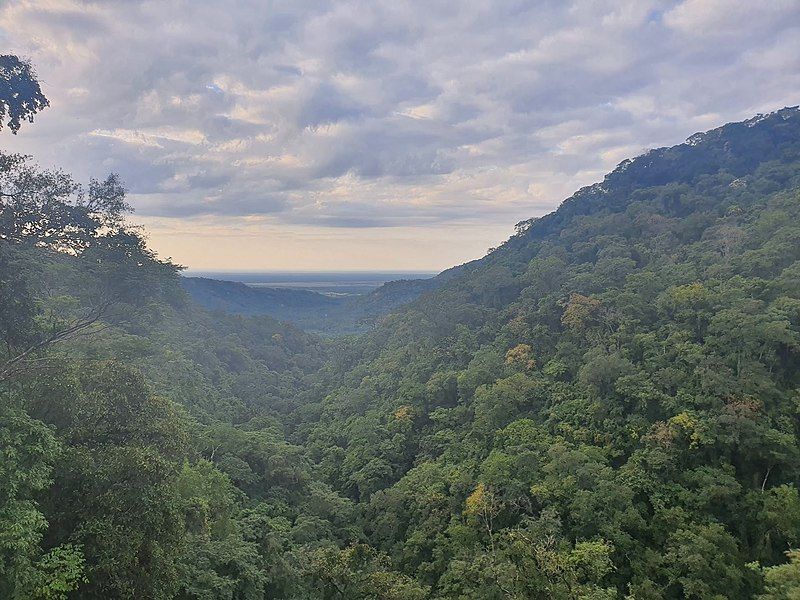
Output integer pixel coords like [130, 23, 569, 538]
[182, 268, 440, 275]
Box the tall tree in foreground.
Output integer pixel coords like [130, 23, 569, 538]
[0, 53, 88, 600]
[0, 54, 49, 133]
[0, 153, 181, 379]
[0, 54, 184, 599]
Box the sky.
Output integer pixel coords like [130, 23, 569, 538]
[1, 0, 799, 271]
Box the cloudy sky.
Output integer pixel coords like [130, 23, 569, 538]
[1, 0, 799, 271]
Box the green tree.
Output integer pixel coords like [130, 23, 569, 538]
[0, 55, 49, 134]
[758, 550, 800, 599]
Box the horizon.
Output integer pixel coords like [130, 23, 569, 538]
[2, 1, 800, 271]
[182, 269, 440, 295]
[182, 269, 440, 275]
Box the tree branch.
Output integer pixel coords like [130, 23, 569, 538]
[0, 302, 110, 381]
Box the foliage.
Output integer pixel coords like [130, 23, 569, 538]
[0, 55, 49, 133]
[758, 550, 800, 599]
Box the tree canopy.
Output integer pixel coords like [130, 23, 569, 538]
[0, 55, 49, 134]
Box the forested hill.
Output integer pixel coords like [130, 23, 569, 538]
[182, 266, 464, 334]
[288, 106, 800, 598]
[181, 276, 343, 322]
[6, 101, 800, 599]
[507, 106, 800, 258]
[365, 106, 800, 346]
[423, 106, 800, 287]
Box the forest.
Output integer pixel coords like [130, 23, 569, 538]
[4, 55, 800, 599]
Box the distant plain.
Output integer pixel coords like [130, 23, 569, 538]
[183, 271, 437, 296]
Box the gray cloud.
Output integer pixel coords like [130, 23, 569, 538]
[1, 0, 799, 228]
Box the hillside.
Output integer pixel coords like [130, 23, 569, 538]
[290, 107, 800, 598]
[182, 267, 463, 334]
[181, 276, 344, 326]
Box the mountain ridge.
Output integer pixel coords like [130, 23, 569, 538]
[181, 263, 467, 333]
[425, 106, 800, 294]
[284, 106, 800, 597]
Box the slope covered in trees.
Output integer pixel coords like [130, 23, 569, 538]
[3, 55, 800, 598]
[181, 267, 462, 335]
[289, 107, 800, 598]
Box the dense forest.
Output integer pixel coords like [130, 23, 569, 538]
[4, 55, 800, 599]
[181, 268, 460, 335]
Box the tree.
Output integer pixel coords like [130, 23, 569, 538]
[0, 399, 86, 599]
[0, 153, 129, 250]
[296, 544, 428, 600]
[28, 362, 190, 599]
[0, 55, 49, 134]
[175, 461, 267, 600]
[758, 550, 800, 599]
[0, 153, 180, 380]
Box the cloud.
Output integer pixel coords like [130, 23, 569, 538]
[663, 0, 798, 36]
[1, 0, 799, 240]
